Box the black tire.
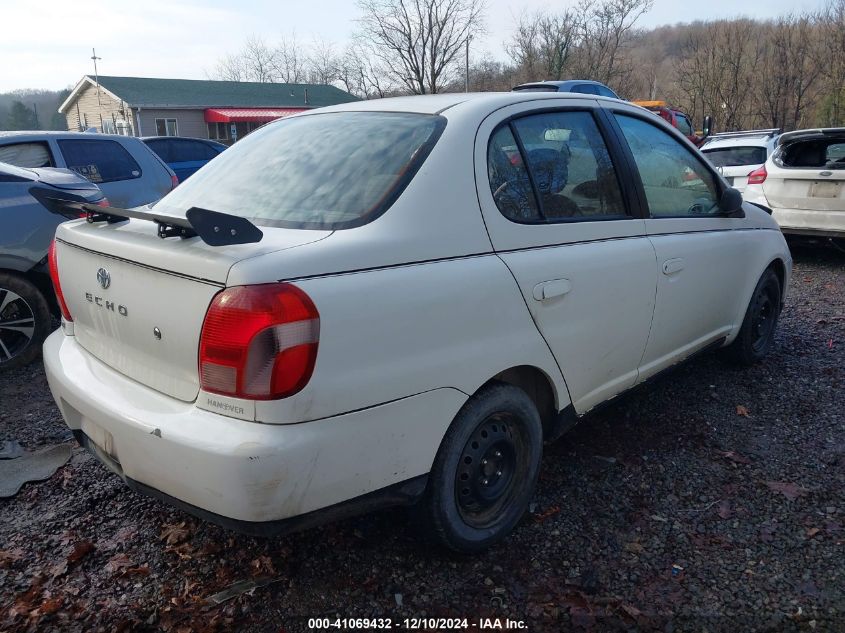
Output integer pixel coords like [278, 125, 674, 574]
[725, 268, 782, 366]
[420, 382, 543, 553]
[0, 273, 52, 370]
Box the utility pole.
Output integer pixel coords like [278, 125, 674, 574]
[465, 37, 470, 93]
[91, 48, 102, 108]
[33, 103, 39, 129]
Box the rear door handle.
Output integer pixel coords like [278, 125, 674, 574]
[662, 258, 685, 275]
[532, 278, 572, 301]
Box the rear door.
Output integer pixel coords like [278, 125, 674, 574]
[608, 109, 751, 380]
[476, 100, 657, 413]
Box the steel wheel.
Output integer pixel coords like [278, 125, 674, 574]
[0, 288, 36, 364]
[750, 283, 778, 354]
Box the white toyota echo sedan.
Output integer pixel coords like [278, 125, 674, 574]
[44, 92, 792, 552]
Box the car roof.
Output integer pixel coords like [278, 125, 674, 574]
[513, 80, 608, 89]
[701, 136, 774, 150]
[141, 136, 220, 143]
[302, 91, 625, 116]
[0, 130, 143, 143]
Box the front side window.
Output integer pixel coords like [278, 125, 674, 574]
[58, 139, 141, 183]
[674, 114, 693, 136]
[615, 114, 720, 217]
[156, 118, 178, 136]
[0, 141, 54, 168]
[703, 145, 767, 168]
[492, 110, 626, 222]
[155, 112, 445, 230]
[171, 140, 219, 162]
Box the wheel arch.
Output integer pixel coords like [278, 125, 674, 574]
[478, 365, 562, 437]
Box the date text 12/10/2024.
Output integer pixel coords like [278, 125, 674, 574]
[307, 617, 528, 630]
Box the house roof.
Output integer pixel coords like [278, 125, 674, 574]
[58, 75, 359, 113]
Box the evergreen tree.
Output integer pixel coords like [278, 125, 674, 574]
[5, 101, 38, 130]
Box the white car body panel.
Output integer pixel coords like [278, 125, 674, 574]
[43, 92, 793, 530]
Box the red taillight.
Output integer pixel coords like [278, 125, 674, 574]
[199, 283, 319, 400]
[171, 174, 179, 189]
[96, 197, 110, 207]
[47, 240, 73, 322]
[747, 165, 767, 185]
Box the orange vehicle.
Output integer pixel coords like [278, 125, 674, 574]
[632, 100, 712, 147]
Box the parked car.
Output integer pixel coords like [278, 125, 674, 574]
[701, 129, 780, 192]
[631, 100, 712, 147]
[0, 131, 177, 208]
[0, 162, 106, 368]
[743, 128, 845, 239]
[512, 80, 620, 99]
[142, 137, 226, 182]
[44, 92, 791, 552]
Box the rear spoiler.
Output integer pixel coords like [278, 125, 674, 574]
[30, 187, 263, 247]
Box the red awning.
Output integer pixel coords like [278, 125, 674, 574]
[204, 108, 307, 123]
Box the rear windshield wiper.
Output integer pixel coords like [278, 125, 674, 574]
[30, 187, 263, 247]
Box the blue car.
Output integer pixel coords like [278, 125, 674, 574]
[512, 80, 620, 99]
[142, 137, 226, 182]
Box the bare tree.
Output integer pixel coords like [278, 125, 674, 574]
[816, 0, 845, 126]
[506, 10, 579, 83]
[275, 35, 309, 83]
[308, 38, 339, 84]
[337, 41, 394, 98]
[356, 0, 486, 94]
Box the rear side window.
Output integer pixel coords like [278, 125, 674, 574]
[155, 112, 445, 230]
[144, 139, 172, 162]
[171, 140, 219, 162]
[489, 110, 626, 222]
[570, 84, 599, 95]
[0, 142, 54, 168]
[488, 126, 541, 222]
[58, 139, 141, 183]
[595, 85, 618, 99]
[703, 146, 767, 167]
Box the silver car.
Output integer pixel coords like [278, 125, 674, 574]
[0, 131, 176, 208]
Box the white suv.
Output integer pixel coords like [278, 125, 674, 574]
[43, 92, 791, 552]
[700, 129, 779, 193]
[743, 128, 845, 239]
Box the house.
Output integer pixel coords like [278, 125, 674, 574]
[58, 75, 359, 143]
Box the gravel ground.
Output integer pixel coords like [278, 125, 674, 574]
[1, 242, 843, 633]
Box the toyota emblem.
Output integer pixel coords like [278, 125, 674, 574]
[96, 267, 111, 289]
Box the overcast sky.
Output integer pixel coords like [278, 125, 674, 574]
[0, 0, 828, 93]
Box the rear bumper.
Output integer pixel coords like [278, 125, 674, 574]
[44, 331, 465, 526]
[771, 207, 845, 238]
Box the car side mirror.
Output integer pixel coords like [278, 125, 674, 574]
[719, 186, 744, 218]
[702, 115, 712, 139]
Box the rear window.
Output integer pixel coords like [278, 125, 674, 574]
[58, 139, 141, 183]
[512, 85, 559, 92]
[703, 145, 767, 167]
[778, 138, 845, 169]
[155, 111, 446, 230]
[0, 142, 54, 168]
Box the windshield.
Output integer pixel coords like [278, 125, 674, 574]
[703, 145, 767, 167]
[155, 111, 445, 230]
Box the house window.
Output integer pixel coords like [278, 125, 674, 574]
[207, 122, 229, 140]
[156, 118, 178, 136]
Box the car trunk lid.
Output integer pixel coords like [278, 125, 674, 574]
[53, 218, 331, 401]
